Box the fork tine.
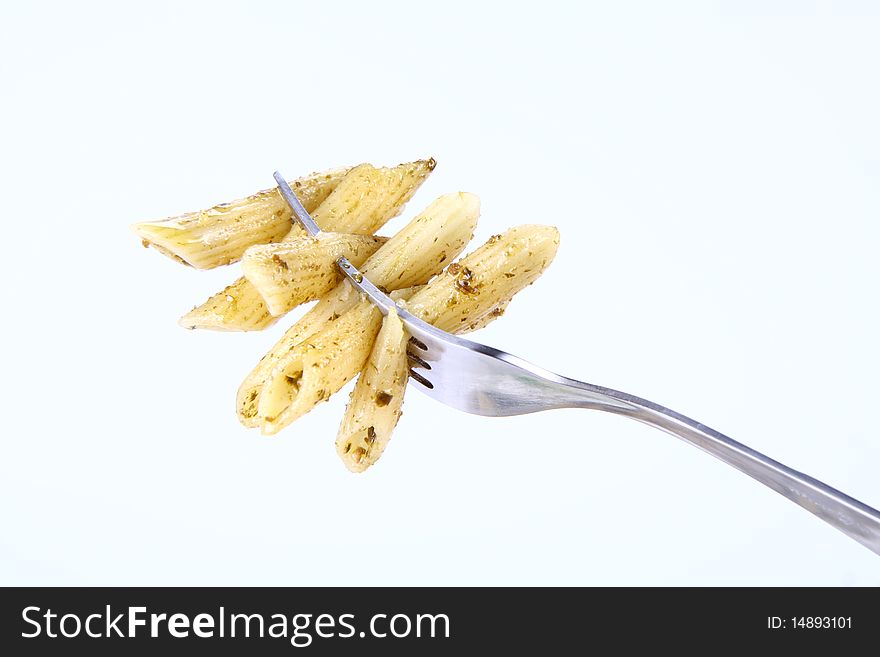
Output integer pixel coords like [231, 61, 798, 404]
[408, 368, 434, 389]
[408, 336, 428, 351]
[406, 350, 432, 370]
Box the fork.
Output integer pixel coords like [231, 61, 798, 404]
[274, 171, 880, 556]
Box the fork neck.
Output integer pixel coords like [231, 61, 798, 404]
[555, 377, 880, 556]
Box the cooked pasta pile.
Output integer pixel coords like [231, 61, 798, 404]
[133, 159, 558, 472]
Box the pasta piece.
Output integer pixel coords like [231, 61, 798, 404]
[352, 192, 479, 291]
[259, 291, 415, 434]
[336, 307, 408, 473]
[258, 302, 382, 431]
[179, 277, 268, 332]
[236, 192, 479, 426]
[241, 232, 387, 316]
[179, 160, 435, 331]
[300, 160, 436, 236]
[258, 224, 558, 435]
[235, 285, 424, 428]
[235, 288, 363, 425]
[405, 225, 560, 332]
[131, 167, 350, 269]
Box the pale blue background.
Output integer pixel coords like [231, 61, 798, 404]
[1, 1, 878, 585]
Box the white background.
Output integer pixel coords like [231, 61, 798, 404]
[1, 1, 878, 585]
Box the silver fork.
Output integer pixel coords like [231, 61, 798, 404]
[274, 171, 880, 556]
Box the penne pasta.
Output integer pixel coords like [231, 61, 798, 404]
[301, 160, 436, 236]
[235, 287, 364, 425]
[404, 225, 560, 332]
[241, 232, 388, 316]
[258, 290, 416, 434]
[178, 276, 269, 332]
[179, 160, 435, 331]
[258, 301, 383, 431]
[235, 285, 424, 428]
[131, 167, 351, 269]
[335, 307, 408, 473]
[238, 192, 480, 428]
[257, 224, 558, 436]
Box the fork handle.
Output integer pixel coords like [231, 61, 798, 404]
[564, 381, 880, 555]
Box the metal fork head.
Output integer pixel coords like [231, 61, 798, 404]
[399, 313, 595, 417]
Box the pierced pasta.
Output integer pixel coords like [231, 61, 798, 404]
[336, 307, 409, 473]
[131, 166, 350, 269]
[179, 160, 434, 331]
[134, 159, 561, 473]
[404, 225, 560, 332]
[242, 232, 388, 316]
[259, 291, 414, 435]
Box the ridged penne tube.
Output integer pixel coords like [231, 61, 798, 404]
[131, 167, 350, 269]
[354, 192, 480, 289]
[241, 232, 388, 316]
[258, 223, 557, 436]
[239, 192, 480, 428]
[179, 160, 435, 331]
[404, 225, 560, 332]
[235, 289, 362, 426]
[336, 307, 408, 473]
[301, 160, 436, 236]
[259, 301, 382, 433]
[258, 289, 416, 435]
